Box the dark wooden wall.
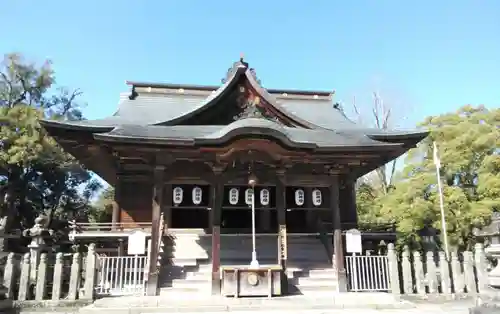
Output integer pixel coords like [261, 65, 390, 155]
[119, 180, 153, 225]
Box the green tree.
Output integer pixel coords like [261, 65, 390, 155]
[89, 186, 114, 223]
[379, 105, 500, 250]
[0, 53, 102, 233]
[348, 91, 404, 228]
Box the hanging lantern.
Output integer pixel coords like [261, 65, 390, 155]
[245, 188, 254, 205]
[192, 186, 202, 205]
[312, 189, 322, 206]
[260, 188, 270, 206]
[173, 187, 183, 205]
[229, 188, 239, 205]
[295, 189, 305, 206]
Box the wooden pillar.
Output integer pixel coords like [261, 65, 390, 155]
[111, 177, 122, 230]
[304, 187, 316, 231]
[164, 184, 173, 229]
[117, 240, 125, 256]
[346, 181, 358, 227]
[146, 166, 164, 296]
[330, 175, 347, 292]
[259, 209, 271, 232]
[276, 173, 288, 294]
[276, 175, 287, 254]
[210, 173, 223, 295]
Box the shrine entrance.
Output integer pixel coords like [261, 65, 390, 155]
[169, 184, 210, 229]
[220, 185, 279, 233]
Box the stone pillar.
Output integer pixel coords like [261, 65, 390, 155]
[330, 175, 347, 292]
[146, 165, 164, 296]
[387, 243, 401, 296]
[82, 244, 97, 300]
[211, 170, 223, 295]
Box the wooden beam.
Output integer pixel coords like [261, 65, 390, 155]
[146, 166, 164, 296]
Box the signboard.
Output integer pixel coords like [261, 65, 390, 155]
[345, 228, 362, 254]
[127, 230, 147, 255]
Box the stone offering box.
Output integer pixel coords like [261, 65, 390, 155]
[221, 265, 283, 297]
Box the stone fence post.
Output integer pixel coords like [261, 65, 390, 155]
[82, 243, 97, 300]
[474, 243, 489, 294]
[387, 243, 401, 295]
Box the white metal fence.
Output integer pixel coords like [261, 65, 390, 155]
[345, 254, 390, 292]
[96, 255, 148, 296]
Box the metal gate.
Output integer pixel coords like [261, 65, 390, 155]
[345, 254, 390, 292]
[96, 255, 148, 296]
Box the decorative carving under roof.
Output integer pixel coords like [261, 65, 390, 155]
[233, 84, 282, 124]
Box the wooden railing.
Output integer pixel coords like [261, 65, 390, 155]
[156, 213, 165, 262]
[69, 221, 152, 232]
[341, 222, 397, 232]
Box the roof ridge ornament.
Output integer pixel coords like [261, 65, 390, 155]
[222, 56, 248, 84]
[221, 55, 262, 85]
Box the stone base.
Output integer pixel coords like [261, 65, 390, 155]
[470, 304, 500, 314]
[79, 293, 414, 314]
[469, 294, 500, 314]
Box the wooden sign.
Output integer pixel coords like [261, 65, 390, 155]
[345, 229, 362, 254]
[279, 225, 287, 260]
[127, 230, 147, 255]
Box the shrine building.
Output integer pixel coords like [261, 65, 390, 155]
[40, 57, 428, 297]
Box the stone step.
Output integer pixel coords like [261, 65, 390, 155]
[287, 269, 338, 279]
[291, 277, 338, 287]
[289, 285, 339, 295]
[184, 271, 211, 280]
[159, 286, 210, 295]
[172, 277, 209, 286]
[170, 279, 211, 290]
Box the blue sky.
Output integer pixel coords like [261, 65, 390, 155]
[1, 1, 498, 128]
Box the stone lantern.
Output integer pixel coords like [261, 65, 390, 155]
[22, 215, 52, 282]
[418, 225, 439, 253]
[474, 212, 500, 288]
[471, 212, 500, 313]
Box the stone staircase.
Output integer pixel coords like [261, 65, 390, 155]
[157, 230, 337, 296]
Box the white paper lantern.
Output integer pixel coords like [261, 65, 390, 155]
[245, 188, 254, 205]
[229, 188, 239, 205]
[173, 187, 183, 205]
[192, 186, 202, 205]
[312, 189, 322, 206]
[260, 189, 270, 206]
[295, 189, 305, 206]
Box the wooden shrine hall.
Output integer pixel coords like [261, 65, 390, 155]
[40, 57, 428, 296]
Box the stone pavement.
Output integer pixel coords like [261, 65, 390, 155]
[74, 293, 477, 314]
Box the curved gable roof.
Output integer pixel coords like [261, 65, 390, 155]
[40, 58, 428, 146]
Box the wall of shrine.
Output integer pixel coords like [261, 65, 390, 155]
[119, 181, 153, 225]
[116, 180, 358, 231]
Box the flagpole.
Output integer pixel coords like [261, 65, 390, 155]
[433, 141, 450, 260]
